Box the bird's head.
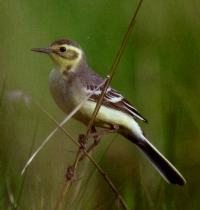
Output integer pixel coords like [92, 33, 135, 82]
[32, 38, 86, 73]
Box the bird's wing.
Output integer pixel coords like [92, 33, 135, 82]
[83, 82, 148, 123]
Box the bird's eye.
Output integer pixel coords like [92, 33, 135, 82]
[59, 47, 66, 52]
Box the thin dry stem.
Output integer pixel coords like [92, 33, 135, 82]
[63, 0, 143, 209]
[78, 127, 119, 163]
[17, 0, 144, 209]
[55, 0, 143, 209]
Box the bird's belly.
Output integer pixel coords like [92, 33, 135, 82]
[73, 100, 133, 131]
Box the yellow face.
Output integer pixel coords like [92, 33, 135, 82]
[32, 40, 83, 73]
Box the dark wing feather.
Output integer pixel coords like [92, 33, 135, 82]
[84, 82, 148, 123]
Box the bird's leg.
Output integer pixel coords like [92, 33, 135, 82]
[78, 126, 99, 163]
[78, 134, 88, 151]
[78, 125, 119, 163]
[90, 126, 100, 145]
[88, 125, 119, 138]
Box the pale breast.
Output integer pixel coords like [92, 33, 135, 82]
[49, 69, 76, 115]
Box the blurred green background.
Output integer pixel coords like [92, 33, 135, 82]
[1, 0, 200, 209]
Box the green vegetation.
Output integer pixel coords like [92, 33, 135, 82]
[0, 0, 199, 209]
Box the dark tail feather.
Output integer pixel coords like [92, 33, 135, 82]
[133, 137, 186, 185]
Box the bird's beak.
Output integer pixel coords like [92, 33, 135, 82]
[31, 47, 52, 54]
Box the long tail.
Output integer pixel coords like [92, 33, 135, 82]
[125, 133, 186, 185]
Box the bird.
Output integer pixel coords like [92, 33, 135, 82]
[32, 38, 186, 185]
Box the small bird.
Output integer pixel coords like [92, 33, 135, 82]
[32, 38, 186, 185]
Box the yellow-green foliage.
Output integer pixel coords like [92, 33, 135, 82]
[0, 0, 199, 209]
